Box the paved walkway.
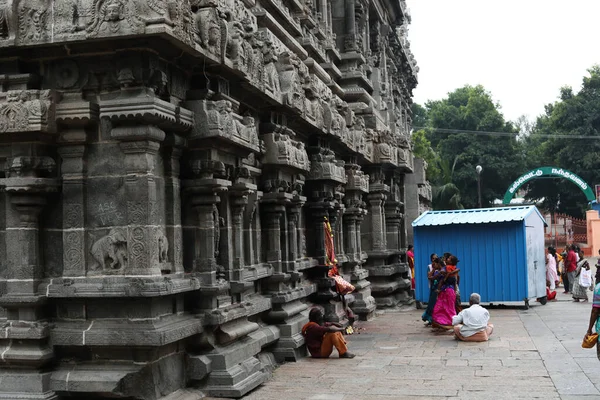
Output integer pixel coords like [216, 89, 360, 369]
[240, 288, 600, 400]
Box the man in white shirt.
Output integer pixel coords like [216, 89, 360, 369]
[452, 293, 494, 342]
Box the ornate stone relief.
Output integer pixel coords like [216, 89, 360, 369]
[0, 0, 14, 41]
[371, 129, 411, 167]
[261, 33, 281, 96]
[307, 149, 346, 184]
[262, 129, 310, 171]
[345, 163, 369, 193]
[6, 155, 55, 177]
[277, 52, 308, 115]
[192, 0, 228, 58]
[90, 228, 128, 271]
[189, 98, 260, 152]
[226, 16, 257, 77]
[0, 90, 56, 134]
[86, 0, 145, 37]
[156, 229, 169, 263]
[15, 0, 50, 43]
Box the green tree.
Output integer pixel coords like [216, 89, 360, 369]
[523, 66, 600, 217]
[433, 155, 463, 210]
[411, 128, 440, 182]
[411, 103, 428, 129]
[422, 85, 524, 209]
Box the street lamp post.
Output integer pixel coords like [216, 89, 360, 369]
[476, 165, 483, 208]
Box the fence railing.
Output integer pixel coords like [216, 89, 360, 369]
[544, 213, 587, 249]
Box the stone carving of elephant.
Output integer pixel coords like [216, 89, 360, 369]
[91, 229, 128, 270]
[157, 230, 169, 263]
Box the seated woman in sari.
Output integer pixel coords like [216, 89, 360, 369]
[421, 255, 442, 325]
[432, 256, 460, 330]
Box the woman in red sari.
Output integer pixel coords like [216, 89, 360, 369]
[407, 245, 415, 290]
[432, 256, 460, 329]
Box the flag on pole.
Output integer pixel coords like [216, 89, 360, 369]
[324, 217, 354, 295]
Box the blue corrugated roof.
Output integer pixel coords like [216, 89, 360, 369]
[412, 206, 547, 227]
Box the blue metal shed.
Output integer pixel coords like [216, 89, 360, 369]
[412, 206, 548, 307]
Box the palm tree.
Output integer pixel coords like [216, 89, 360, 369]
[432, 155, 463, 210]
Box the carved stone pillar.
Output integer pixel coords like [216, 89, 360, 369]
[2, 162, 58, 399]
[366, 191, 387, 252]
[286, 203, 301, 266]
[344, 0, 357, 52]
[3, 175, 57, 369]
[262, 200, 286, 275]
[343, 162, 375, 319]
[186, 166, 231, 283]
[231, 187, 251, 270]
[230, 177, 258, 290]
[305, 144, 347, 324]
[116, 126, 165, 275]
[100, 92, 193, 277]
[385, 202, 402, 251]
[56, 98, 98, 277]
[163, 138, 185, 274]
[0, 82, 59, 399]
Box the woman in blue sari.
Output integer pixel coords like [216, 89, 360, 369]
[422, 255, 442, 325]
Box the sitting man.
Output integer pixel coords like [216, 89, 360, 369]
[452, 293, 494, 342]
[302, 307, 356, 359]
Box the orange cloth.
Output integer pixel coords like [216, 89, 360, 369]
[324, 219, 337, 266]
[454, 324, 494, 342]
[302, 321, 319, 336]
[320, 331, 348, 358]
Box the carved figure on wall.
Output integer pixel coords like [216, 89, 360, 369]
[226, 15, 255, 74]
[262, 37, 281, 95]
[194, 3, 227, 59]
[0, 90, 53, 133]
[352, 115, 366, 152]
[277, 52, 306, 113]
[90, 229, 128, 270]
[213, 204, 220, 259]
[17, 0, 49, 42]
[227, 21, 245, 64]
[0, 0, 14, 40]
[237, 112, 258, 145]
[157, 230, 169, 263]
[87, 0, 144, 37]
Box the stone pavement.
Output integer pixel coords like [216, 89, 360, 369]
[227, 288, 600, 400]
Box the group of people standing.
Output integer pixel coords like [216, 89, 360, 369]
[546, 245, 593, 302]
[421, 253, 462, 329]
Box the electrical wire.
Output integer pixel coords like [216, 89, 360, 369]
[412, 126, 600, 140]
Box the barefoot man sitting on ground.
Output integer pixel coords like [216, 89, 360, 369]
[452, 293, 494, 342]
[302, 307, 356, 358]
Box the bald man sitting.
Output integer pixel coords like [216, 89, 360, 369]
[452, 293, 494, 342]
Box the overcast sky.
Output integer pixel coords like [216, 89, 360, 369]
[408, 0, 600, 124]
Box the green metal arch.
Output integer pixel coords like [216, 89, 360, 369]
[503, 166, 595, 205]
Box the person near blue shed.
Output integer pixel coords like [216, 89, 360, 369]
[452, 293, 494, 342]
[421, 254, 442, 325]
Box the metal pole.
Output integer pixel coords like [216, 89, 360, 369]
[476, 165, 483, 208]
[477, 175, 482, 208]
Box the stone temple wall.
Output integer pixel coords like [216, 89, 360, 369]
[406, 157, 432, 245]
[0, 0, 418, 398]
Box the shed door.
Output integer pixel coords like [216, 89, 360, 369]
[526, 215, 546, 299]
